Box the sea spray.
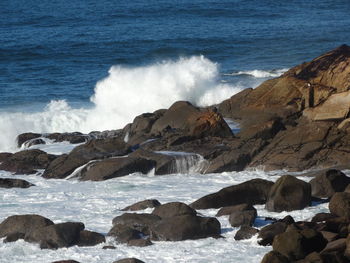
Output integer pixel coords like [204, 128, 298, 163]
[0, 56, 243, 152]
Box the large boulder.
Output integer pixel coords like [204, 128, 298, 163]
[111, 213, 161, 235]
[229, 210, 257, 227]
[150, 214, 220, 241]
[0, 178, 34, 188]
[0, 214, 54, 239]
[76, 230, 105, 247]
[190, 179, 274, 209]
[258, 222, 287, 246]
[43, 137, 131, 179]
[74, 157, 156, 181]
[107, 224, 142, 243]
[234, 226, 259, 241]
[152, 202, 196, 218]
[0, 149, 57, 174]
[24, 222, 85, 249]
[216, 203, 256, 217]
[122, 199, 161, 211]
[329, 192, 350, 219]
[266, 175, 311, 212]
[310, 169, 350, 198]
[260, 251, 290, 263]
[272, 229, 327, 261]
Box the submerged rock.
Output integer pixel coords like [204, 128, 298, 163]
[0, 178, 34, 188]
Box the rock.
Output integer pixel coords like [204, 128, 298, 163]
[312, 213, 338, 223]
[258, 222, 287, 246]
[329, 192, 350, 219]
[76, 230, 105, 247]
[127, 238, 152, 247]
[310, 169, 350, 198]
[345, 233, 350, 259]
[46, 132, 88, 144]
[17, 133, 41, 147]
[43, 137, 131, 179]
[113, 258, 145, 263]
[24, 138, 46, 148]
[0, 149, 57, 174]
[266, 175, 311, 212]
[75, 156, 156, 181]
[107, 224, 142, 243]
[51, 261, 80, 263]
[24, 222, 85, 249]
[320, 231, 339, 242]
[272, 229, 327, 261]
[122, 199, 161, 211]
[260, 251, 290, 263]
[0, 214, 54, 238]
[324, 216, 349, 235]
[102, 245, 116, 249]
[3, 232, 25, 243]
[216, 203, 256, 217]
[190, 178, 274, 209]
[111, 213, 161, 235]
[150, 214, 220, 241]
[0, 152, 12, 162]
[321, 238, 346, 253]
[229, 210, 257, 227]
[0, 178, 34, 188]
[152, 202, 196, 218]
[234, 226, 259, 240]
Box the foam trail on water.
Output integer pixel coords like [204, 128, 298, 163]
[0, 56, 244, 152]
[225, 68, 288, 78]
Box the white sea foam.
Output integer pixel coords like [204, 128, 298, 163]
[225, 68, 288, 78]
[0, 56, 244, 152]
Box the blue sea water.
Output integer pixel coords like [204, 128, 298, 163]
[0, 0, 350, 152]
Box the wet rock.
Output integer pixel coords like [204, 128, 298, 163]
[127, 238, 152, 247]
[152, 202, 196, 218]
[111, 213, 161, 235]
[3, 232, 25, 243]
[216, 203, 256, 217]
[258, 222, 287, 246]
[321, 238, 346, 254]
[17, 132, 41, 147]
[272, 229, 327, 261]
[310, 169, 350, 198]
[266, 175, 311, 212]
[234, 226, 259, 241]
[150, 214, 220, 241]
[229, 210, 257, 227]
[311, 213, 338, 223]
[107, 224, 142, 243]
[43, 137, 131, 179]
[24, 138, 46, 148]
[329, 192, 350, 219]
[122, 199, 161, 211]
[0, 214, 54, 239]
[76, 230, 105, 247]
[0, 149, 57, 174]
[260, 251, 290, 263]
[0, 152, 12, 162]
[24, 222, 85, 249]
[113, 258, 145, 263]
[0, 178, 34, 188]
[102, 245, 116, 249]
[190, 178, 274, 209]
[51, 261, 81, 263]
[75, 156, 156, 181]
[46, 132, 88, 144]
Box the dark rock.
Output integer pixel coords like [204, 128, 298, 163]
[272, 229, 327, 261]
[324, 216, 350, 235]
[113, 258, 145, 263]
[24, 222, 85, 249]
[77, 230, 105, 247]
[345, 233, 350, 259]
[320, 231, 339, 242]
[152, 202, 196, 218]
[216, 203, 256, 217]
[0, 152, 12, 162]
[190, 178, 274, 209]
[24, 138, 46, 148]
[3, 232, 25, 243]
[310, 169, 350, 198]
[229, 210, 257, 227]
[329, 192, 350, 219]
[234, 226, 258, 240]
[75, 156, 156, 181]
[150, 214, 221, 241]
[266, 175, 311, 212]
[51, 261, 80, 263]
[17, 133, 41, 147]
[107, 224, 142, 243]
[102, 245, 116, 249]
[127, 238, 152, 247]
[111, 213, 161, 235]
[261, 251, 290, 263]
[0, 214, 54, 238]
[312, 213, 338, 223]
[43, 137, 131, 179]
[278, 215, 295, 225]
[0, 149, 57, 174]
[0, 178, 34, 188]
[46, 132, 88, 144]
[122, 199, 161, 211]
[321, 238, 346, 253]
[258, 222, 287, 246]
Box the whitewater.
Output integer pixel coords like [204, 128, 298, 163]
[0, 56, 284, 153]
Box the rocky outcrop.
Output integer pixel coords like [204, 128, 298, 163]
[0, 178, 34, 188]
[190, 179, 274, 209]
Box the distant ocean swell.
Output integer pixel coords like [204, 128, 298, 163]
[0, 56, 285, 153]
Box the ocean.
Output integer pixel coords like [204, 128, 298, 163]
[1, 0, 350, 262]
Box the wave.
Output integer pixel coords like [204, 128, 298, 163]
[225, 68, 288, 78]
[0, 56, 243, 152]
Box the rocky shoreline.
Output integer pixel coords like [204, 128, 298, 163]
[1, 45, 350, 262]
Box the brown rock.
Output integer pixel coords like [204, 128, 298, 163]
[152, 202, 196, 218]
[329, 192, 350, 219]
[234, 226, 259, 240]
[127, 238, 152, 247]
[77, 230, 105, 247]
[260, 251, 289, 263]
[216, 203, 256, 217]
[113, 258, 145, 263]
[0, 178, 34, 188]
[122, 199, 161, 211]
